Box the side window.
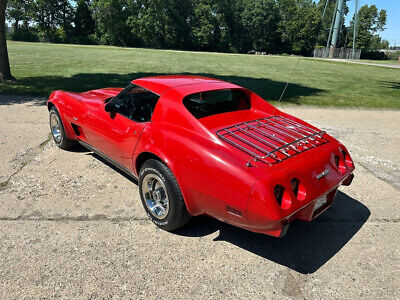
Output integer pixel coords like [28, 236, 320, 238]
[113, 84, 160, 122]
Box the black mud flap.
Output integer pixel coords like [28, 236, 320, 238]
[279, 223, 290, 238]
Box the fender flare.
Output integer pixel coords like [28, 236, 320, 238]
[47, 100, 76, 140]
[134, 148, 199, 216]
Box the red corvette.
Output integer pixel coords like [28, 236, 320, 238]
[48, 75, 354, 237]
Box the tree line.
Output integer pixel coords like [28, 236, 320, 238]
[6, 0, 388, 55]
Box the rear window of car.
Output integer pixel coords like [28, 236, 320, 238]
[182, 89, 250, 119]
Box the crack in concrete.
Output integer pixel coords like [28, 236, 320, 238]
[370, 218, 400, 223]
[0, 214, 148, 222]
[357, 161, 400, 192]
[0, 161, 29, 191]
[0, 215, 397, 223]
[0, 135, 51, 191]
[308, 218, 399, 223]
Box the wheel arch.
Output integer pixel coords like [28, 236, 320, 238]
[47, 90, 62, 111]
[134, 150, 198, 215]
[47, 101, 56, 111]
[135, 151, 165, 175]
[47, 97, 76, 140]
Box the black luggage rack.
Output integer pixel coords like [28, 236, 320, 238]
[216, 115, 329, 164]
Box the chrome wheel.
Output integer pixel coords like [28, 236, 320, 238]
[141, 174, 169, 219]
[50, 113, 62, 143]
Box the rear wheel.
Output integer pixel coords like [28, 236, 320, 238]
[49, 106, 77, 150]
[139, 159, 191, 231]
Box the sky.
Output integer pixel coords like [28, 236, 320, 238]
[342, 0, 400, 46]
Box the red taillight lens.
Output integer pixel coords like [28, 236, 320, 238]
[334, 155, 340, 168]
[291, 178, 299, 197]
[291, 178, 306, 201]
[274, 185, 292, 210]
[274, 185, 284, 206]
[342, 150, 353, 168]
[334, 154, 346, 175]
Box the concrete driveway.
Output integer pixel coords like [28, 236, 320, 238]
[0, 96, 399, 298]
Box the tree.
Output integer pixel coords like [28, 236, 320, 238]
[91, 0, 138, 46]
[59, 0, 74, 32]
[133, 0, 169, 48]
[6, 0, 36, 41]
[0, 0, 15, 81]
[74, 0, 94, 39]
[29, 0, 73, 42]
[34, 0, 61, 30]
[377, 39, 389, 50]
[6, 0, 27, 31]
[277, 0, 322, 55]
[191, 0, 221, 51]
[163, 0, 193, 50]
[213, 0, 243, 52]
[346, 4, 387, 50]
[241, 0, 280, 53]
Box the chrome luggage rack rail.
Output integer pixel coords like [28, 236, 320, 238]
[216, 116, 329, 164]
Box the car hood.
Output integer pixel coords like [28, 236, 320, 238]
[80, 88, 123, 106]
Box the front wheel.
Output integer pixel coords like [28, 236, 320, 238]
[49, 106, 77, 150]
[139, 159, 191, 231]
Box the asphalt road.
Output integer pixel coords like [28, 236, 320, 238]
[0, 95, 399, 299]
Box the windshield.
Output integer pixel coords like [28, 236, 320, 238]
[182, 89, 250, 119]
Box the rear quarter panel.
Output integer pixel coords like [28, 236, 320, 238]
[134, 122, 255, 225]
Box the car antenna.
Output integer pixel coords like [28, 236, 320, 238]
[246, 56, 302, 169]
[271, 56, 302, 116]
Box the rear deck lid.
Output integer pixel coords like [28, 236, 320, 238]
[215, 115, 329, 164]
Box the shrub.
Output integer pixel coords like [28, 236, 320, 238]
[360, 50, 385, 60]
[10, 29, 39, 42]
[384, 51, 400, 61]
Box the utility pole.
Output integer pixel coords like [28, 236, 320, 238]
[329, 0, 345, 58]
[352, 0, 358, 59]
[325, 0, 338, 57]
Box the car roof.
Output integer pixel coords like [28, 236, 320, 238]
[131, 75, 237, 96]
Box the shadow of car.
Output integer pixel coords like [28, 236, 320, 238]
[174, 190, 370, 274]
[83, 136, 367, 274]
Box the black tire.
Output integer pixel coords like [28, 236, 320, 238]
[139, 159, 191, 231]
[49, 106, 77, 150]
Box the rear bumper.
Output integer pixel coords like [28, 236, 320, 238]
[247, 173, 354, 237]
[342, 173, 354, 186]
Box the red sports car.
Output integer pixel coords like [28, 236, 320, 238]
[48, 75, 354, 237]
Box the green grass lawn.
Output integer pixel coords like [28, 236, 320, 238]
[1, 41, 399, 109]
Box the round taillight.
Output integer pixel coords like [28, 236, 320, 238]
[291, 178, 306, 201]
[274, 185, 291, 210]
[342, 150, 353, 168]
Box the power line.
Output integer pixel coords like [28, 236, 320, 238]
[321, 0, 330, 20]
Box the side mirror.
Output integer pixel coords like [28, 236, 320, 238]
[105, 102, 117, 113]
